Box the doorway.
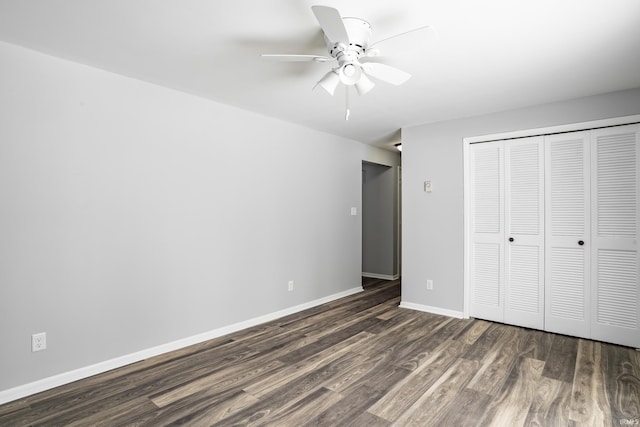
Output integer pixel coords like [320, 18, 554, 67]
[362, 161, 401, 280]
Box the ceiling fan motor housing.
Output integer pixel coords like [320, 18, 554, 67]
[325, 17, 371, 59]
[324, 17, 372, 86]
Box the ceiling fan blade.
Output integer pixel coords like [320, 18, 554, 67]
[261, 54, 333, 62]
[361, 62, 411, 85]
[369, 25, 436, 49]
[311, 5, 349, 43]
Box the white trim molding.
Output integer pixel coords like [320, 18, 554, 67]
[362, 272, 400, 280]
[0, 286, 363, 405]
[399, 301, 464, 319]
[464, 114, 640, 144]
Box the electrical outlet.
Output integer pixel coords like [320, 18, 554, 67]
[32, 332, 46, 352]
[426, 279, 433, 290]
[288, 281, 294, 292]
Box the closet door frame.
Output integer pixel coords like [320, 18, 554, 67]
[463, 114, 640, 320]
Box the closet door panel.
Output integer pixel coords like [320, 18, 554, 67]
[504, 137, 544, 329]
[545, 131, 591, 338]
[470, 143, 505, 322]
[590, 124, 639, 348]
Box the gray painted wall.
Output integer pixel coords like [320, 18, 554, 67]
[362, 162, 397, 277]
[402, 87, 640, 313]
[0, 41, 397, 393]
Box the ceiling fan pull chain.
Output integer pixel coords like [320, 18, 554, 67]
[345, 87, 351, 121]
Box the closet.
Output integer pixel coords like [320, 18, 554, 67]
[468, 122, 639, 348]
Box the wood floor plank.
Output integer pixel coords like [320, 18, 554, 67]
[243, 329, 307, 353]
[277, 316, 382, 364]
[516, 327, 555, 361]
[165, 390, 261, 427]
[362, 307, 424, 338]
[370, 315, 456, 370]
[368, 337, 468, 422]
[64, 396, 159, 427]
[478, 356, 545, 426]
[376, 304, 404, 320]
[138, 382, 269, 425]
[252, 386, 343, 427]
[354, 411, 393, 427]
[364, 314, 457, 371]
[602, 342, 640, 423]
[244, 331, 375, 398]
[456, 318, 492, 346]
[390, 357, 480, 426]
[321, 346, 411, 395]
[18, 342, 259, 425]
[209, 351, 368, 426]
[466, 325, 523, 396]
[2, 278, 639, 427]
[275, 304, 365, 337]
[431, 388, 493, 426]
[150, 358, 284, 408]
[305, 364, 412, 426]
[460, 321, 510, 361]
[299, 298, 397, 340]
[524, 376, 573, 426]
[569, 339, 613, 425]
[542, 333, 580, 383]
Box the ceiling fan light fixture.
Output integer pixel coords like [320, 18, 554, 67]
[315, 70, 340, 96]
[262, 6, 432, 111]
[339, 62, 362, 85]
[355, 73, 375, 95]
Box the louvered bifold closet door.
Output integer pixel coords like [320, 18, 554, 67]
[504, 137, 544, 329]
[545, 131, 591, 339]
[470, 142, 505, 322]
[590, 124, 640, 348]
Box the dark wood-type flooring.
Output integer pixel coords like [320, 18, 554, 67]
[1, 278, 639, 426]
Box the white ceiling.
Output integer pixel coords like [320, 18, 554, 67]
[1, 0, 639, 149]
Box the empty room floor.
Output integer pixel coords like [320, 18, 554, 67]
[1, 278, 639, 426]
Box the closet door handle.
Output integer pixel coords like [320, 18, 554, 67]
[509, 237, 514, 242]
[578, 240, 584, 246]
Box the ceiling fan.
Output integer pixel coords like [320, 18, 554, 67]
[262, 5, 433, 119]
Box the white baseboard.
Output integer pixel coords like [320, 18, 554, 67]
[362, 272, 399, 280]
[399, 301, 464, 319]
[0, 286, 363, 405]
